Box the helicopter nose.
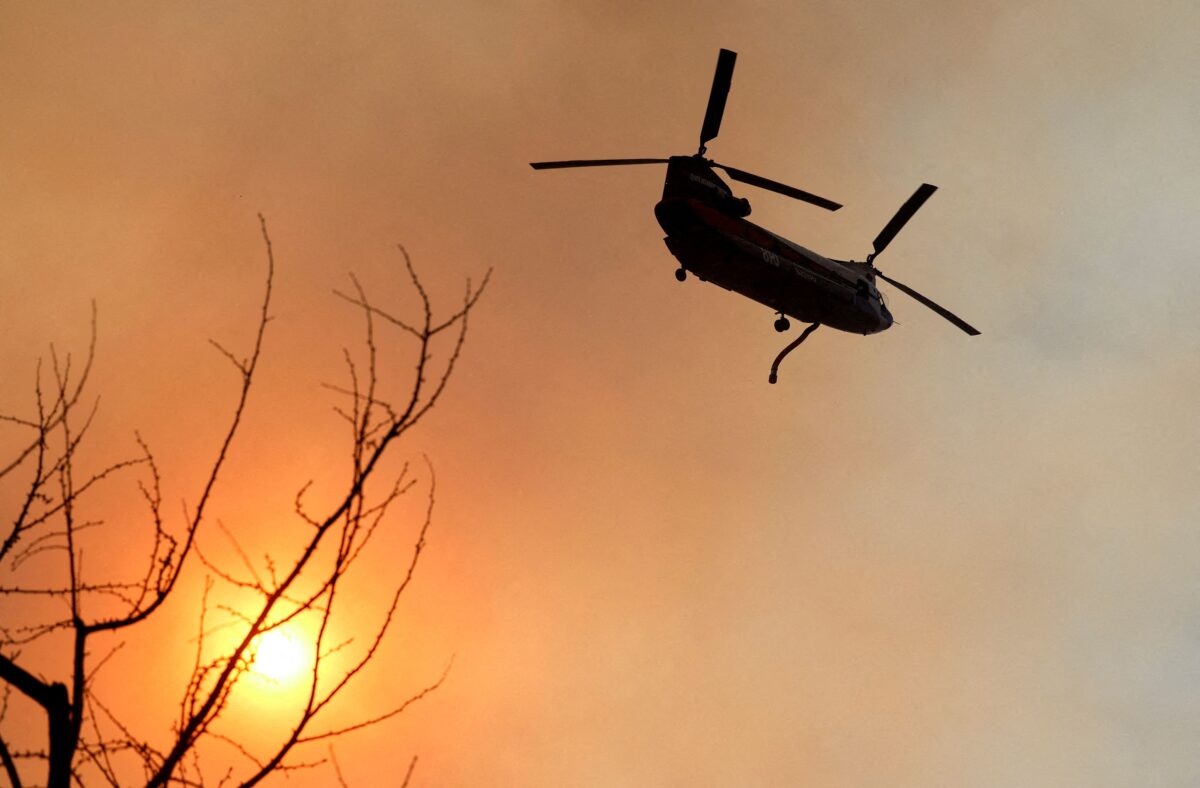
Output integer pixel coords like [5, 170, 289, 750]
[879, 303, 894, 329]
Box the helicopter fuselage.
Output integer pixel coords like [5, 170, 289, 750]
[653, 156, 892, 335]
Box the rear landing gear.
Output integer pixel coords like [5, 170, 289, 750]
[773, 314, 790, 333]
[768, 323, 820, 384]
[674, 268, 687, 282]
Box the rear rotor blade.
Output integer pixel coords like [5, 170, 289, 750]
[872, 183, 938, 257]
[699, 49, 737, 151]
[876, 272, 981, 335]
[530, 158, 669, 170]
[716, 163, 842, 211]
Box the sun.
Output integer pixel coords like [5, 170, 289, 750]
[250, 628, 310, 685]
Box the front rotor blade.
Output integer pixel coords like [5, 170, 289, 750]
[699, 49, 737, 150]
[872, 183, 938, 257]
[717, 164, 842, 211]
[876, 272, 981, 335]
[530, 158, 669, 170]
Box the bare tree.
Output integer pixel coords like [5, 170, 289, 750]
[0, 217, 489, 787]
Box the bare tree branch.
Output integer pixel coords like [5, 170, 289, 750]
[1, 224, 485, 786]
[0, 734, 22, 788]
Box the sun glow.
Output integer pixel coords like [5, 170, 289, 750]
[250, 628, 311, 685]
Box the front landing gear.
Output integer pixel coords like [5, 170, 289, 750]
[768, 323, 820, 384]
[773, 314, 790, 333]
[675, 268, 687, 282]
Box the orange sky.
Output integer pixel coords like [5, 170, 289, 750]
[2, 1, 1199, 785]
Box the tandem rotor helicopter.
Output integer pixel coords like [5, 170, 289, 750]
[531, 48, 980, 383]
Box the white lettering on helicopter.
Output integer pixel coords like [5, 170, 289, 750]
[688, 173, 729, 195]
[731, 237, 856, 297]
[760, 248, 782, 267]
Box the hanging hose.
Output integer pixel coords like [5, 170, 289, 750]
[768, 323, 820, 384]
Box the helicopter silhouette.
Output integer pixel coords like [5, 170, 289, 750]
[531, 48, 980, 383]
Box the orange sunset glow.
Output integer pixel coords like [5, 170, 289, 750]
[2, 2, 1198, 786]
[251, 628, 312, 685]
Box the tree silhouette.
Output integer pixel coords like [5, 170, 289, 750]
[0, 217, 489, 787]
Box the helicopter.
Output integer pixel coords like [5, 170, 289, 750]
[530, 48, 980, 383]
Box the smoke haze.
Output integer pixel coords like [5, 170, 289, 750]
[2, 1, 1198, 784]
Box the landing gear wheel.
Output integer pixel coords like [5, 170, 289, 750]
[675, 268, 687, 282]
[773, 316, 790, 333]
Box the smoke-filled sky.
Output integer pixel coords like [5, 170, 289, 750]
[2, 1, 1198, 785]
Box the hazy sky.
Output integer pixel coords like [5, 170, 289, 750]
[2, 1, 1198, 785]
